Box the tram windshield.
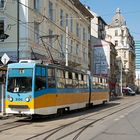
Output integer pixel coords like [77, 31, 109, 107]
[7, 77, 32, 93]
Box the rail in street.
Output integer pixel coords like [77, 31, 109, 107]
[0, 95, 140, 140]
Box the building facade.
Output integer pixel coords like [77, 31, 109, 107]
[0, 0, 93, 71]
[90, 10, 107, 40]
[105, 8, 135, 88]
[89, 9, 118, 94]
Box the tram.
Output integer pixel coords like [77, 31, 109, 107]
[5, 60, 109, 116]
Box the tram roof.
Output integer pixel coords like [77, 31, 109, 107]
[7, 62, 88, 75]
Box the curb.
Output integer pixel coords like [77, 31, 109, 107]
[0, 112, 9, 119]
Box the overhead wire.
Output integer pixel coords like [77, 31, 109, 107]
[1, 11, 87, 64]
[18, 1, 90, 48]
[1, 1, 90, 62]
[3, 9, 88, 57]
[3, 0, 113, 62]
[18, 1, 90, 63]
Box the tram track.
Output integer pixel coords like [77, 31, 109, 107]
[24, 96, 140, 140]
[0, 118, 32, 132]
[0, 96, 139, 139]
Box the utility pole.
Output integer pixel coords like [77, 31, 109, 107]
[1, 84, 5, 115]
[65, 26, 68, 66]
[120, 61, 123, 95]
[17, 0, 19, 62]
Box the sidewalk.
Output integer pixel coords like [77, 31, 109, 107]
[0, 112, 9, 119]
[0, 112, 4, 119]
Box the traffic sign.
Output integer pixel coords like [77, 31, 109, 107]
[1, 53, 10, 65]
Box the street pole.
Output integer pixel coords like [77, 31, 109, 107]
[17, 0, 19, 62]
[65, 26, 68, 66]
[120, 61, 123, 96]
[1, 84, 5, 115]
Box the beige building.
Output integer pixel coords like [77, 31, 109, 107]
[105, 8, 135, 87]
[0, 0, 93, 71]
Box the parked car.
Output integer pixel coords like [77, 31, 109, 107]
[122, 87, 136, 96]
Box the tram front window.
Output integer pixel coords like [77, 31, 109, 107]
[7, 77, 32, 93]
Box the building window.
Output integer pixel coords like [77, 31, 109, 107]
[60, 9, 64, 27]
[115, 40, 118, 46]
[66, 14, 68, 27]
[34, 22, 39, 44]
[83, 48, 86, 61]
[124, 51, 126, 58]
[49, 29, 53, 47]
[0, 20, 4, 35]
[76, 23, 79, 37]
[124, 62, 126, 69]
[76, 44, 79, 54]
[79, 25, 81, 39]
[0, 0, 4, 8]
[122, 30, 124, 36]
[34, 0, 40, 11]
[122, 41, 124, 46]
[70, 40, 73, 53]
[48, 1, 53, 21]
[70, 17, 73, 32]
[115, 30, 118, 36]
[83, 27, 86, 41]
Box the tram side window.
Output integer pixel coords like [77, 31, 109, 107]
[73, 73, 79, 88]
[65, 71, 73, 88]
[57, 69, 65, 88]
[92, 77, 108, 89]
[83, 75, 88, 88]
[79, 74, 84, 88]
[35, 67, 46, 91]
[92, 77, 100, 89]
[48, 68, 56, 88]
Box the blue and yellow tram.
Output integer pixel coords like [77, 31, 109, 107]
[5, 60, 109, 116]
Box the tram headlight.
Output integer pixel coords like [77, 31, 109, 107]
[25, 97, 30, 102]
[7, 95, 13, 102]
[9, 97, 13, 102]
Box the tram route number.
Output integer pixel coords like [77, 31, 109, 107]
[15, 98, 23, 101]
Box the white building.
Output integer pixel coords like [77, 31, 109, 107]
[0, 0, 93, 71]
[105, 8, 135, 87]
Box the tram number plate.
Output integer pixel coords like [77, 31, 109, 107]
[16, 98, 23, 101]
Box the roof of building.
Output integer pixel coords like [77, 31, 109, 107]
[110, 8, 126, 27]
[89, 10, 107, 25]
[72, 0, 94, 19]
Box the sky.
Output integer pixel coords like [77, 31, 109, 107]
[80, 0, 140, 40]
